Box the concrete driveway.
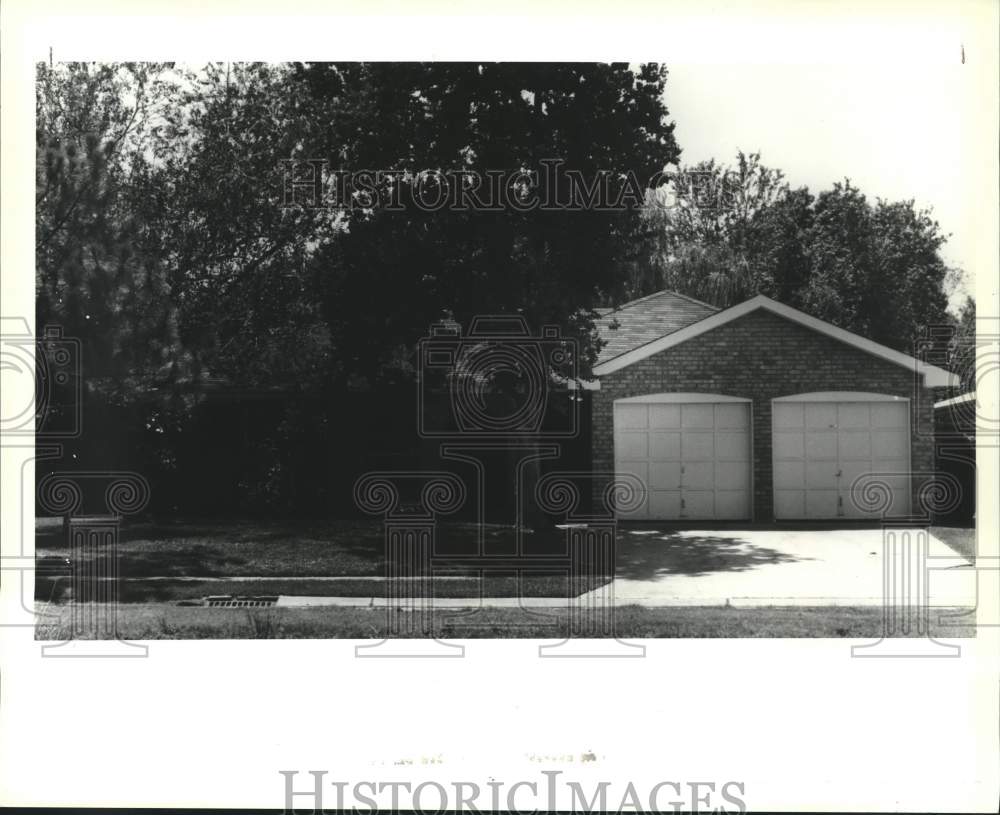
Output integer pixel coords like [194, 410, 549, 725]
[601, 527, 976, 607]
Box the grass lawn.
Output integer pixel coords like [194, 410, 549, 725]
[35, 519, 605, 601]
[34, 602, 976, 639]
[36, 574, 605, 603]
[36, 519, 389, 577]
[35, 519, 570, 579]
[931, 526, 976, 563]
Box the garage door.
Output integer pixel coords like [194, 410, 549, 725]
[613, 395, 752, 520]
[772, 393, 910, 519]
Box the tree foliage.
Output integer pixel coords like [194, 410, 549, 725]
[294, 62, 680, 383]
[37, 61, 681, 393]
[37, 64, 965, 400]
[136, 62, 339, 388]
[35, 61, 193, 396]
[639, 152, 961, 355]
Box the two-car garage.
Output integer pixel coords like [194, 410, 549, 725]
[594, 293, 958, 523]
[613, 391, 911, 521]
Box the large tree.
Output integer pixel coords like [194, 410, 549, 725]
[295, 62, 681, 384]
[38, 62, 681, 391]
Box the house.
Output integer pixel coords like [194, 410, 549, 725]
[590, 291, 958, 522]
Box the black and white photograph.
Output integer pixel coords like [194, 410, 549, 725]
[1, 1, 998, 812]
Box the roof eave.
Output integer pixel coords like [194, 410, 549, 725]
[593, 294, 960, 388]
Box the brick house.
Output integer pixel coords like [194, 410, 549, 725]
[589, 291, 957, 522]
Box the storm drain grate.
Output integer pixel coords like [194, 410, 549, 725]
[205, 595, 278, 608]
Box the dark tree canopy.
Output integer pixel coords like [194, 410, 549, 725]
[36, 66, 964, 397]
[295, 62, 681, 383]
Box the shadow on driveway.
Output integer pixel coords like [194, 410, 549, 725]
[615, 529, 812, 579]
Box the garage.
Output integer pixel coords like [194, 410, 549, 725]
[613, 394, 752, 520]
[772, 392, 911, 519]
[591, 292, 958, 522]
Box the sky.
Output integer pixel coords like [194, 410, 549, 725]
[664, 58, 974, 309]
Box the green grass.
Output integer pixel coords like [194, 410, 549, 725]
[34, 602, 977, 639]
[931, 526, 976, 563]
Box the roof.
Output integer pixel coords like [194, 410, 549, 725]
[594, 290, 718, 367]
[592, 293, 959, 388]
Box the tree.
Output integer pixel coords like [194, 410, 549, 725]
[638, 153, 958, 355]
[949, 295, 976, 393]
[801, 182, 950, 354]
[637, 152, 794, 306]
[294, 62, 681, 383]
[35, 61, 193, 397]
[136, 62, 339, 389]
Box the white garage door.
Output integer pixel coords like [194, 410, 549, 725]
[772, 393, 911, 519]
[613, 395, 752, 520]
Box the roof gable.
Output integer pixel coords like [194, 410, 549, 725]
[595, 290, 718, 367]
[592, 294, 958, 388]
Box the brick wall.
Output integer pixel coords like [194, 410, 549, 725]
[592, 309, 935, 521]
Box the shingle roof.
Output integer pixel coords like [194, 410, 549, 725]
[595, 290, 719, 366]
